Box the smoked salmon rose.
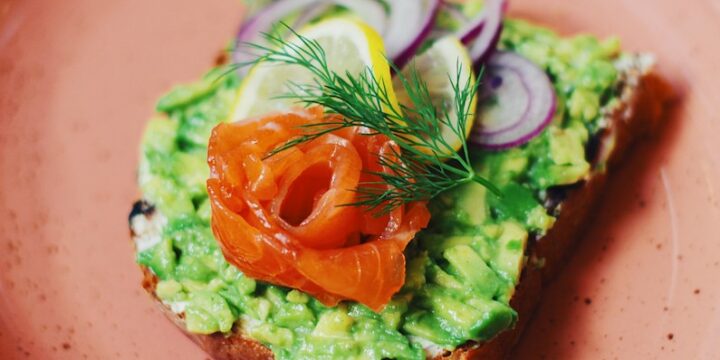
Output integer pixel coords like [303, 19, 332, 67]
[207, 106, 430, 310]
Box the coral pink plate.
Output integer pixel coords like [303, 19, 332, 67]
[1, 0, 719, 359]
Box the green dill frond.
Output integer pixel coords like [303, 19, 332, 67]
[236, 24, 499, 215]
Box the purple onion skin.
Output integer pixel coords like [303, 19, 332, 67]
[473, 26, 503, 67]
[234, 0, 386, 74]
[392, 0, 442, 69]
[460, 21, 485, 44]
[470, 50, 557, 150]
[232, 0, 320, 74]
[455, 0, 506, 47]
[464, 0, 506, 66]
[232, 16, 260, 68]
[475, 94, 556, 151]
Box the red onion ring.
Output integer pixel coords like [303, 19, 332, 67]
[233, 0, 386, 73]
[470, 51, 556, 150]
[233, 0, 320, 71]
[457, 0, 506, 63]
[233, 0, 439, 73]
[384, 0, 441, 67]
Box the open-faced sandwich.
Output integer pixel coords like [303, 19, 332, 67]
[129, 1, 669, 359]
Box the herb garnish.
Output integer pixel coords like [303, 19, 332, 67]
[230, 26, 499, 215]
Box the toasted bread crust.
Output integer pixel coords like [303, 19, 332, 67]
[131, 56, 670, 360]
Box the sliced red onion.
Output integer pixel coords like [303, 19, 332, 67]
[450, 4, 483, 44]
[384, 0, 441, 67]
[234, 0, 318, 70]
[233, 0, 388, 74]
[459, 21, 485, 45]
[459, 0, 505, 63]
[470, 51, 556, 150]
[292, 3, 332, 29]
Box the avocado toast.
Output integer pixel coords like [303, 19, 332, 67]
[129, 4, 669, 359]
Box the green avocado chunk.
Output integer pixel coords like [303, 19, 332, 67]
[135, 16, 623, 360]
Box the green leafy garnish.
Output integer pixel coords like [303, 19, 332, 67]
[231, 26, 499, 215]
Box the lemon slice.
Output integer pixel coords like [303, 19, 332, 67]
[230, 17, 398, 122]
[393, 36, 478, 155]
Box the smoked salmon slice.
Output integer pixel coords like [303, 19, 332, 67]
[207, 107, 430, 311]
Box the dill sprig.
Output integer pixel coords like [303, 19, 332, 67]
[233, 25, 500, 214]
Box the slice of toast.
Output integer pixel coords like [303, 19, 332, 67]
[129, 54, 669, 360]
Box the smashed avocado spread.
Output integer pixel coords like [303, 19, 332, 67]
[135, 18, 622, 359]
